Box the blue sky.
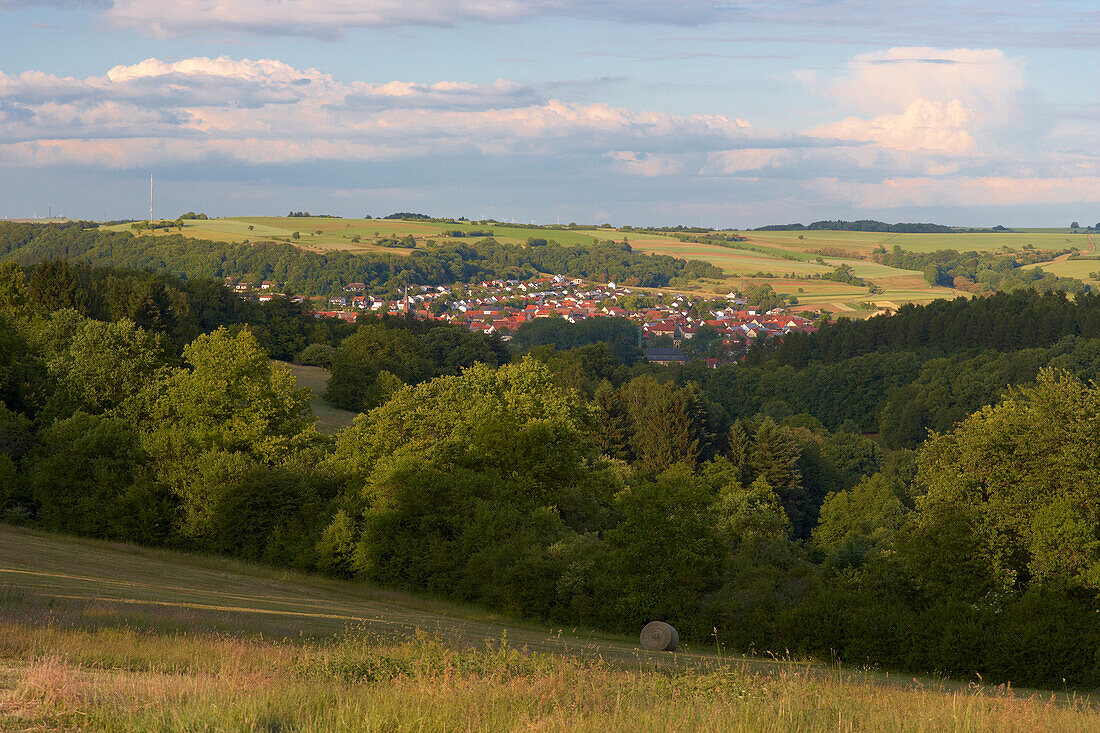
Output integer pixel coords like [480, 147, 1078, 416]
[0, 1, 1098, 227]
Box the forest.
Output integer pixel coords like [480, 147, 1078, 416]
[4, 245, 1100, 689]
[876, 244, 1087, 294]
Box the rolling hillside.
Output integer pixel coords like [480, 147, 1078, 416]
[99, 217, 1095, 315]
[1, 526, 1097, 730]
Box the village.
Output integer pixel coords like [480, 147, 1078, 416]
[232, 274, 818, 365]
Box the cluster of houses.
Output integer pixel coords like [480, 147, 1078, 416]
[230, 279, 308, 306]
[227, 274, 817, 363]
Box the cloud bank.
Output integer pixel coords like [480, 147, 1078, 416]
[0, 55, 763, 169]
[1, 48, 1096, 220]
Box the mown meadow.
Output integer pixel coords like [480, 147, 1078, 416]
[2, 526, 1097, 732]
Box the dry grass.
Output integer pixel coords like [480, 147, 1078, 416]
[2, 625, 1097, 731]
[1, 526, 1098, 730]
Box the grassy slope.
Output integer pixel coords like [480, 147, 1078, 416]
[279, 361, 357, 435]
[1, 526, 1097, 731]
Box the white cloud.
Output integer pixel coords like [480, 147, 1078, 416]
[705, 148, 796, 174]
[2, 49, 1096, 218]
[0, 56, 760, 169]
[827, 47, 1025, 117]
[803, 47, 1030, 161]
[812, 99, 976, 155]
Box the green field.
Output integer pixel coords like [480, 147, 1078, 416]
[103, 217, 601, 251]
[279, 361, 357, 434]
[2, 525, 1097, 731]
[1039, 258, 1100, 281]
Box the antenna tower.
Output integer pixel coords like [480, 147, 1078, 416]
[149, 174, 154, 224]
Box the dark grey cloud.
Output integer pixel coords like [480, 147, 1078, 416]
[335, 81, 541, 113]
[3, 0, 1094, 49]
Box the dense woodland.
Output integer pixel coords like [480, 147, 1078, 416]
[877, 244, 1087, 294]
[4, 229, 1100, 688]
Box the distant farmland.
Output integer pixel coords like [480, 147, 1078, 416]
[102, 217, 1095, 315]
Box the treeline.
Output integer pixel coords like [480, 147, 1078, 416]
[672, 232, 747, 245]
[819, 263, 865, 286]
[668, 334, 1100, 445]
[623, 225, 718, 234]
[755, 220, 1011, 233]
[323, 320, 509, 412]
[755, 290, 1100, 366]
[510, 317, 641, 365]
[441, 229, 494, 238]
[0, 258, 358, 361]
[383, 212, 431, 220]
[0, 222, 721, 295]
[877, 245, 1086, 294]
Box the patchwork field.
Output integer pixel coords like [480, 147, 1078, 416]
[2, 525, 1098, 731]
[617, 237, 966, 312]
[101, 217, 1097, 314]
[103, 217, 601, 251]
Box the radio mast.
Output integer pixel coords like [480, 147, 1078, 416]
[149, 174, 154, 225]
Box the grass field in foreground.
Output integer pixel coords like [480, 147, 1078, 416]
[1, 526, 1097, 731]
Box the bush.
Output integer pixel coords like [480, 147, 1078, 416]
[298, 343, 336, 369]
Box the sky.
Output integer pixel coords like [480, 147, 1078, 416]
[0, 1, 1098, 227]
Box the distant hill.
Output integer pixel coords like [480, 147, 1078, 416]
[754, 220, 1012, 234]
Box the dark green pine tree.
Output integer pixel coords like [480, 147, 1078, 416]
[592, 380, 631, 461]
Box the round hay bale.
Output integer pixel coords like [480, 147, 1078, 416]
[640, 621, 679, 652]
